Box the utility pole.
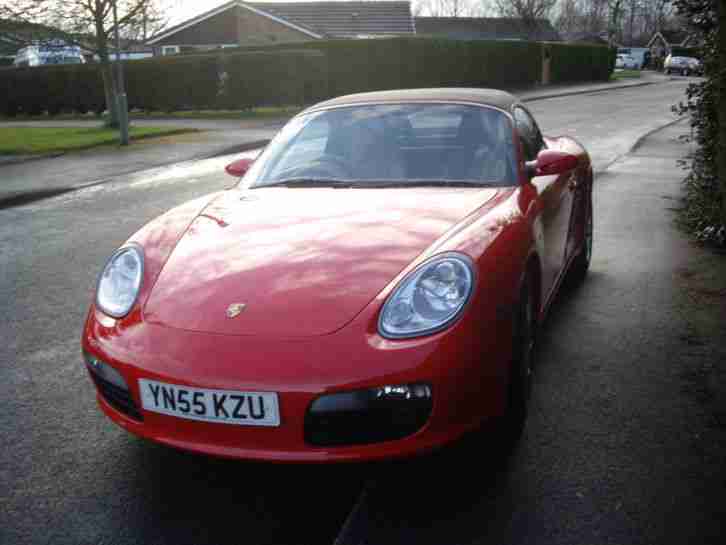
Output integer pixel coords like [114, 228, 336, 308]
[112, 0, 129, 146]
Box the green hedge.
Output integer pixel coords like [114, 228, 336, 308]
[125, 54, 220, 111]
[0, 38, 613, 116]
[232, 37, 543, 93]
[331, 37, 542, 93]
[671, 46, 702, 59]
[0, 63, 104, 116]
[0, 49, 326, 115]
[545, 42, 616, 84]
[218, 51, 327, 109]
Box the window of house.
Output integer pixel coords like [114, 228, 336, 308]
[161, 46, 180, 56]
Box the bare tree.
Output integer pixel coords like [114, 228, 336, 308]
[552, 0, 677, 43]
[555, 0, 586, 36]
[643, 0, 674, 32]
[417, 0, 483, 17]
[581, 0, 609, 34]
[608, 0, 626, 42]
[0, 0, 167, 125]
[494, 0, 558, 20]
[493, 0, 558, 37]
[624, 0, 642, 43]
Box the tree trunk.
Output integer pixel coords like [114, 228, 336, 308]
[99, 57, 119, 128]
[94, 18, 118, 128]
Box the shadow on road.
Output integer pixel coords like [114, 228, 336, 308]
[113, 439, 367, 545]
[338, 276, 594, 545]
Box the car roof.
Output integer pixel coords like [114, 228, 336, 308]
[304, 88, 520, 114]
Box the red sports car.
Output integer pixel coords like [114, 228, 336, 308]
[82, 88, 593, 462]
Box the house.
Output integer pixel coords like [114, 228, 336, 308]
[147, 1, 415, 56]
[414, 16, 561, 42]
[564, 31, 612, 46]
[647, 30, 700, 59]
[94, 40, 153, 61]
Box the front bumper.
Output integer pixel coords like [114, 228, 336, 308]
[82, 302, 511, 462]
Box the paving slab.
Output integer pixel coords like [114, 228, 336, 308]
[0, 129, 274, 208]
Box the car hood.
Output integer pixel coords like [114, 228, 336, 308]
[144, 186, 500, 337]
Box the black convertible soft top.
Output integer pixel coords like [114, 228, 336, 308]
[305, 88, 519, 114]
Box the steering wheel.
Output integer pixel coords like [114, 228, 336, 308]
[301, 154, 353, 179]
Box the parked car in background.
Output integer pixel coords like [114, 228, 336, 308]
[93, 51, 153, 62]
[616, 54, 638, 69]
[82, 88, 594, 463]
[664, 55, 701, 76]
[13, 43, 86, 67]
[617, 47, 650, 69]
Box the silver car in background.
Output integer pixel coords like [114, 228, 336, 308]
[664, 55, 702, 76]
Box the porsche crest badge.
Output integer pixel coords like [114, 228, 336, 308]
[226, 303, 247, 318]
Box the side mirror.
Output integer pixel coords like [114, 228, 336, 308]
[526, 150, 578, 178]
[225, 158, 254, 178]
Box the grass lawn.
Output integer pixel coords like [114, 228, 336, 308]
[129, 106, 303, 120]
[0, 126, 198, 155]
[0, 106, 301, 123]
[612, 69, 642, 80]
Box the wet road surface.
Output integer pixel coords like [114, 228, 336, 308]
[3, 79, 724, 545]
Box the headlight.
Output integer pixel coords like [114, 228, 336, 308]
[379, 253, 474, 339]
[96, 245, 144, 318]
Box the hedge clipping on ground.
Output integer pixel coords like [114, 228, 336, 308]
[0, 38, 614, 116]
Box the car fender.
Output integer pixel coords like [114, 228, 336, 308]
[94, 192, 224, 328]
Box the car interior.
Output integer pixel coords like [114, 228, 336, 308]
[257, 105, 519, 186]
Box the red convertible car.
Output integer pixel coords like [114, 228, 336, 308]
[82, 88, 593, 462]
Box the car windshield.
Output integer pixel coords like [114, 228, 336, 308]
[244, 103, 517, 188]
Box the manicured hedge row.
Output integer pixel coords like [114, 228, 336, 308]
[125, 54, 219, 111]
[0, 38, 614, 116]
[546, 42, 616, 84]
[0, 50, 326, 115]
[670, 46, 701, 59]
[0, 63, 105, 116]
[218, 51, 327, 109]
[314, 38, 542, 94]
[229, 37, 543, 93]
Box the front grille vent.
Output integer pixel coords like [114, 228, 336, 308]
[92, 374, 143, 422]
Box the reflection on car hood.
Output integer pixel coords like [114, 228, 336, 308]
[144, 186, 502, 337]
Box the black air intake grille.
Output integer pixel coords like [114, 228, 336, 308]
[92, 374, 143, 422]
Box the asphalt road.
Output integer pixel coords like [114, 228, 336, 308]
[2, 79, 724, 545]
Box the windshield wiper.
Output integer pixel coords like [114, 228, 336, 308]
[255, 178, 355, 188]
[255, 178, 501, 189]
[353, 180, 500, 188]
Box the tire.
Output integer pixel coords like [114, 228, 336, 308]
[499, 276, 537, 446]
[569, 189, 593, 284]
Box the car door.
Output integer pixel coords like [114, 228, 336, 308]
[514, 106, 575, 303]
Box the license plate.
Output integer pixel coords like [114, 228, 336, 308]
[139, 379, 280, 427]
